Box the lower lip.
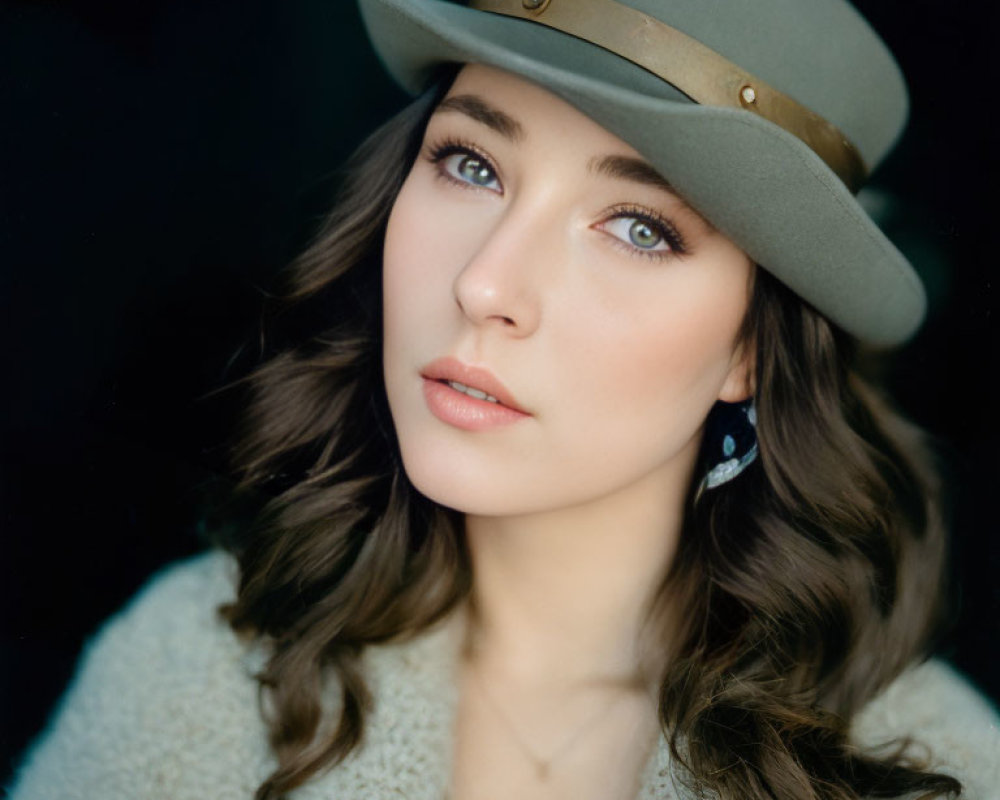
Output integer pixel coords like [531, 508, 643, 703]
[422, 378, 530, 431]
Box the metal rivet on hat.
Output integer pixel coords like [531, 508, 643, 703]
[740, 85, 758, 105]
[522, 0, 549, 10]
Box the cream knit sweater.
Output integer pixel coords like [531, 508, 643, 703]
[8, 551, 1000, 799]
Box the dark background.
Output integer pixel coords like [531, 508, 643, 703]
[1, 0, 996, 785]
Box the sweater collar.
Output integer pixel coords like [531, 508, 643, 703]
[292, 610, 678, 799]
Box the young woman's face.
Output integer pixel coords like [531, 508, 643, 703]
[383, 64, 753, 517]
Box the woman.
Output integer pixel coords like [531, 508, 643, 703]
[9, 0, 999, 798]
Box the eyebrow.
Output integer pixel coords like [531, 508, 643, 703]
[590, 154, 706, 223]
[434, 94, 525, 142]
[588, 154, 674, 194]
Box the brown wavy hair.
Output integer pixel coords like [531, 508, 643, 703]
[219, 77, 961, 800]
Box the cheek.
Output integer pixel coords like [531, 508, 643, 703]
[383, 178, 428, 317]
[553, 276, 749, 452]
[383, 175, 486, 334]
[383, 177, 447, 350]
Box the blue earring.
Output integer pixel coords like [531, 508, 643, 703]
[699, 399, 758, 492]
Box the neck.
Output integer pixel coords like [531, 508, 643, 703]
[463, 463, 690, 689]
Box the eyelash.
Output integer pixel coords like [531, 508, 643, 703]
[425, 137, 501, 192]
[598, 204, 687, 260]
[423, 137, 687, 259]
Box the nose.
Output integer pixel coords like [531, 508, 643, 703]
[452, 204, 548, 337]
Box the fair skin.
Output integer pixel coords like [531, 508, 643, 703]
[383, 65, 754, 800]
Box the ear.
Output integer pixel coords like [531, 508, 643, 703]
[717, 339, 756, 403]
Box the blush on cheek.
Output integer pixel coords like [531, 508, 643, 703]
[581, 299, 743, 405]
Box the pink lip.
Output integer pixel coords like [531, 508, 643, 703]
[420, 357, 531, 431]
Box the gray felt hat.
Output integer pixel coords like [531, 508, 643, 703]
[359, 0, 923, 346]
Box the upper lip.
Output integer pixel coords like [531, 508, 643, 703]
[420, 357, 529, 414]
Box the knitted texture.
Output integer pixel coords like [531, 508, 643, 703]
[852, 660, 1000, 799]
[8, 550, 1000, 799]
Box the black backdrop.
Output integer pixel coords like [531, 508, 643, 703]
[1, 0, 996, 783]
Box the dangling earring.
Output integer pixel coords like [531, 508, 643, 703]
[698, 399, 758, 492]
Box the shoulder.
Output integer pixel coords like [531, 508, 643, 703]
[852, 658, 1000, 799]
[8, 550, 274, 800]
[50, 550, 249, 695]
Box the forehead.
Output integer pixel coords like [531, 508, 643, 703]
[440, 63, 642, 154]
[434, 63, 708, 225]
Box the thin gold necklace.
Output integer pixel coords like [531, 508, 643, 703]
[469, 660, 629, 781]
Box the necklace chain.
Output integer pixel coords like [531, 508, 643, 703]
[469, 660, 627, 782]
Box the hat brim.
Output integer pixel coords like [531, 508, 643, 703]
[360, 0, 925, 346]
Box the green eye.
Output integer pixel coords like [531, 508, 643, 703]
[599, 214, 674, 255]
[628, 220, 662, 249]
[434, 149, 501, 191]
[458, 155, 495, 186]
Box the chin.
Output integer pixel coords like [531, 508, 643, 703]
[398, 446, 531, 517]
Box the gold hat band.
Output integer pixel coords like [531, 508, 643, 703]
[468, 0, 868, 192]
